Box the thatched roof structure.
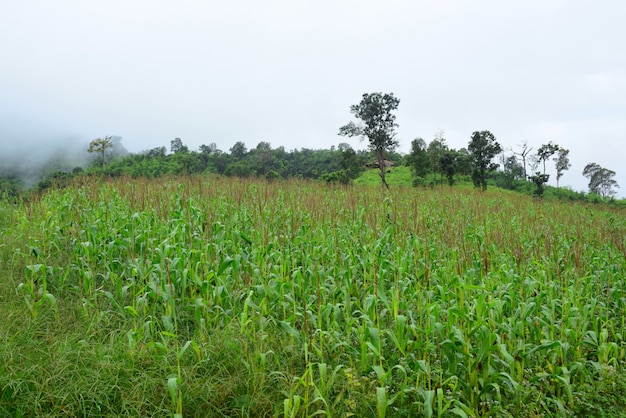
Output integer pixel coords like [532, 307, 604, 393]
[365, 159, 395, 169]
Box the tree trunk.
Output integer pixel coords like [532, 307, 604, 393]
[376, 149, 389, 189]
[377, 149, 389, 189]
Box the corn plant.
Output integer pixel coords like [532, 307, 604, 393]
[1, 175, 625, 416]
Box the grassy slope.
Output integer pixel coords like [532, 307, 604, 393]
[1, 175, 626, 417]
[356, 165, 626, 207]
[354, 166, 415, 187]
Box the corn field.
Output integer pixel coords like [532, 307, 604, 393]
[1, 175, 625, 417]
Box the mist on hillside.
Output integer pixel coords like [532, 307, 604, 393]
[0, 119, 128, 188]
[1, 137, 89, 187]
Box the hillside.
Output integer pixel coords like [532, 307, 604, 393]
[355, 165, 626, 207]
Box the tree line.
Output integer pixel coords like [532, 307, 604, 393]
[79, 124, 621, 201]
[0, 92, 620, 201]
[96, 138, 381, 184]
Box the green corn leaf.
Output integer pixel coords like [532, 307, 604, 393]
[218, 257, 234, 275]
[239, 232, 253, 245]
[422, 389, 435, 418]
[376, 386, 388, 418]
[279, 321, 301, 341]
[525, 340, 561, 358]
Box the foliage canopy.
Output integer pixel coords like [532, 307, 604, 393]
[467, 130, 502, 191]
[339, 92, 400, 188]
[87, 136, 113, 170]
[583, 162, 620, 197]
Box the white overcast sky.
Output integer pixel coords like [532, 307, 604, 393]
[1, 0, 625, 195]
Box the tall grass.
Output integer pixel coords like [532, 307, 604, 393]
[1, 174, 625, 416]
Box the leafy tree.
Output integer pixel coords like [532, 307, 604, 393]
[427, 132, 447, 184]
[321, 146, 361, 185]
[0, 175, 22, 200]
[88, 136, 113, 170]
[406, 138, 430, 178]
[337, 142, 351, 152]
[170, 138, 189, 154]
[199, 143, 217, 155]
[272, 146, 288, 176]
[280, 148, 309, 178]
[513, 140, 533, 180]
[440, 150, 457, 186]
[224, 161, 254, 177]
[536, 142, 559, 175]
[265, 170, 280, 181]
[197, 143, 218, 170]
[339, 92, 400, 188]
[467, 130, 502, 191]
[251, 141, 276, 175]
[583, 163, 620, 197]
[38, 170, 73, 191]
[230, 141, 248, 160]
[528, 154, 540, 174]
[208, 149, 230, 175]
[553, 148, 571, 189]
[321, 170, 350, 184]
[147, 146, 167, 158]
[340, 146, 365, 181]
[455, 148, 473, 176]
[507, 155, 524, 178]
[177, 152, 201, 176]
[500, 154, 524, 189]
[529, 172, 550, 197]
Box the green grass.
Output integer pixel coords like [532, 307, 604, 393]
[1, 175, 626, 417]
[354, 165, 415, 187]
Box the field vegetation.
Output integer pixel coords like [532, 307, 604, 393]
[1, 175, 625, 417]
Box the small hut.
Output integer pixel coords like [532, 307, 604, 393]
[365, 159, 395, 170]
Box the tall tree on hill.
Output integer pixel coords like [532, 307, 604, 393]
[583, 163, 620, 197]
[553, 148, 571, 189]
[170, 137, 189, 154]
[536, 142, 559, 175]
[339, 92, 400, 188]
[468, 130, 502, 191]
[230, 141, 248, 161]
[513, 140, 533, 180]
[88, 136, 113, 170]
